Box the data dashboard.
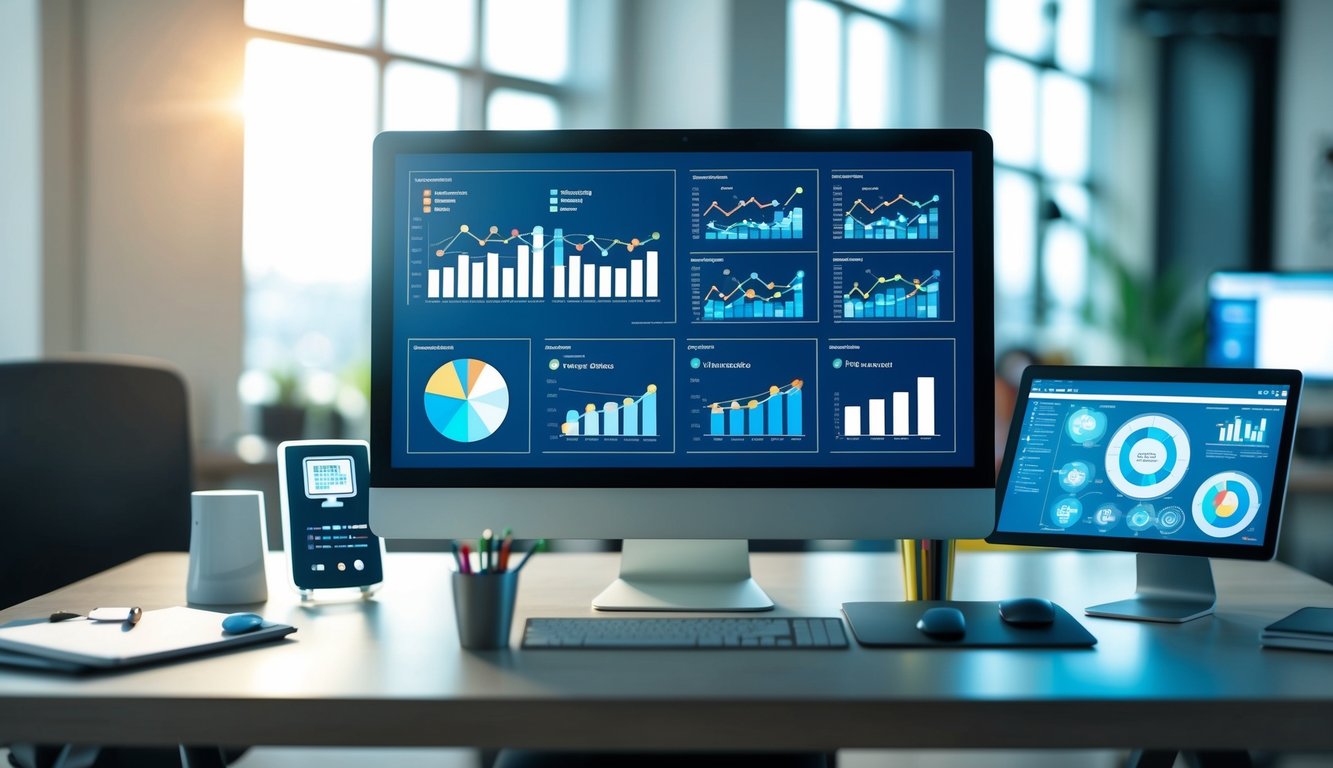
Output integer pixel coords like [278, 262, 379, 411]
[389, 150, 976, 471]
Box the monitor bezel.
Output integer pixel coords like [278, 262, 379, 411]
[370, 128, 995, 490]
[987, 364, 1303, 560]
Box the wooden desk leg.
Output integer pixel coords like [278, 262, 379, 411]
[177, 746, 227, 768]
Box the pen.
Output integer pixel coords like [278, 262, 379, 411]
[450, 541, 464, 573]
[498, 528, 514, 572]
[459, 543, 474, 575]
[481, 528, 493, 574]
[512, 539, 546, 573]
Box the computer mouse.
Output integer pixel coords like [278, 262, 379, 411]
[916, 607, 966, 640]
[221, 612, 265, 634]
[998, 597, 1057, 627]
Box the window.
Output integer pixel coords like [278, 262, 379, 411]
[986, 0, 1099, 354]
[787, 0, 913, 129]
[241, 0, 571, 434]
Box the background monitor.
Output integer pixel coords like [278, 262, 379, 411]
[370, 129, 996, 610]
[1207, 271, 1333, 381]
[989, 365, 1302, 622]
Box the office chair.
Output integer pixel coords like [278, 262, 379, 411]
[0, 357, 193, 611]
[0, 357, 237, 768]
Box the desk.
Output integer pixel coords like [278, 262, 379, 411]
[2, 551, 1332, 752]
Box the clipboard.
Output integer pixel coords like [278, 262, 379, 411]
[0, 606, 296, 672]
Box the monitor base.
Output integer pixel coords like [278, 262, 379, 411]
[592, 539, 775, 612]
[1085, 553, 1216, 623]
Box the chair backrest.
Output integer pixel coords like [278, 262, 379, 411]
[0, 358, 193, 609]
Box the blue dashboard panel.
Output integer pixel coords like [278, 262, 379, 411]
[992, 370, 1301, 559]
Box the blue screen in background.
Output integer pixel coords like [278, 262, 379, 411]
[996, 379, 1292, 547]
[390, 150, 975, 470]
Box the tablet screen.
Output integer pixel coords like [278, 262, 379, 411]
[992, 370, 1299, 557]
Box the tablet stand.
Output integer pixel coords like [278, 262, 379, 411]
[1085, 552, 1216, 623]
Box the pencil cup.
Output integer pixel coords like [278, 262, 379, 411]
[187, 490, 269, 606]
[900, 538, 955, 601]
[451, 570, 519, 649]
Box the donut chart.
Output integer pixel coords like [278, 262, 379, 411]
[1192, 471, 1261, 539]
[1104, 414, 1191, 500]
[423, 359, 510, 443]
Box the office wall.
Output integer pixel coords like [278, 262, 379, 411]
[1275, 0, 1333, 268]
[0, 0, 42, 359]
[45, 0, 247, 443]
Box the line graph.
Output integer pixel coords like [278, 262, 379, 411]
[843, 269, 941, 319]
[701, 269, 805, 320]
[700, 188, 802, 218]
[690, 169, 816, 242]
[706, 379, 805, 437]
[431, 224, 660, 258]
[559, 384, 659, 437]
[842, 194, 941, 240]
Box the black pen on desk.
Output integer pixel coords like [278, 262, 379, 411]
[512, 539, 546, 573]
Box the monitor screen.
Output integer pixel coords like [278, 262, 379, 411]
[990, 366, 1302, 560]
[370, 130, 995, 542]
[1207, 271, 1333, 381]
[303, 456, 356, 503]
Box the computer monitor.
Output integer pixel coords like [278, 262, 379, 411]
[1207, 271, 1333, 381]
[989, 365, 1302, 622]
[370, 129, 995, 611]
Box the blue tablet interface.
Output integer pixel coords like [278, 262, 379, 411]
[995, 377, 1293, 547]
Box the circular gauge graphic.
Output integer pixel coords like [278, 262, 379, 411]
[423, 359, 510, 443]
[1155, 505, 1186, 535]
[1066, 407, 1108, 444]
[1104, 414, 1191, 499]
[1049, 497, 1083, 529]
[1126, 503, 1156, 532]
[1191, 471, 1262, 539]
[1093, 503, 1121, 531]
[1057, 460, 1095, 492]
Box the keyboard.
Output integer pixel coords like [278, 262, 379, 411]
[521, 616, 849, 649]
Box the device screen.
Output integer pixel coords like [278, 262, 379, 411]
[995, 378, 1293, 547]
[283, 443, 383, 589]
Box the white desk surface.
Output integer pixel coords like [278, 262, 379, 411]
[1, 550, 1332, 751]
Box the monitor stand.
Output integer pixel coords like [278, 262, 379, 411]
[1084, 552, 1216, 623]
[591, 539, 775, 612]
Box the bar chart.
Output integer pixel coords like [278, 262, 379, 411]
[706, 380, 805, 437]
[831, 255, 951, 322]
[841, 377, 937, 437]
[686, 338, 817, 452]
[409, 168, 674, 313]
[830, 169, 953, 249]
[842, 270, 942, 319]
[826, 338, 955, 452]
[701, 270, 805, 320]
[690, 169, 817, 243]
[425, 225, 661, 301]
[1215, 415, 1269, 445]
[562, 385, 660, 437]
[541, 339, 673, 453]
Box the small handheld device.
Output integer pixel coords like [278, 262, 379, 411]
[277, 440, 384, 599]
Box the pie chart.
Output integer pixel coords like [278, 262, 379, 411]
[1191, 471, 1261, 538]
[423, 359, 509, 443]
[1104, 413, 1191, 499]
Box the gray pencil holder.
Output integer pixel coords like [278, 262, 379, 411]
[451, 570, 519, 649]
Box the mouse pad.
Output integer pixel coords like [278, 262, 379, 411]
[841, 601, 1097, 648]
